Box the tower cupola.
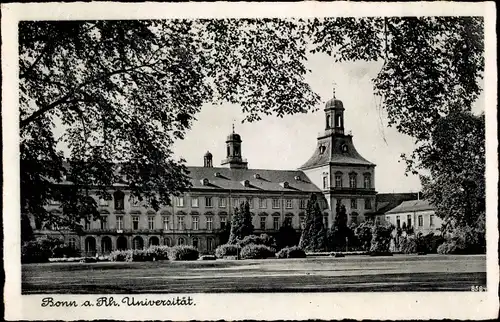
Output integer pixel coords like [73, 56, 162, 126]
[324, 86, 345, 135]
[221, 124, 248, 169]
[204, 151, 213, 167]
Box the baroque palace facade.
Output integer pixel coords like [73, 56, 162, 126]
[32, 93, 378, 255]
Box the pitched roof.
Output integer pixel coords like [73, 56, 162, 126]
[385, 199, 435, 214]
[299, 134, 374, 169]
[186, 166, 320, 193]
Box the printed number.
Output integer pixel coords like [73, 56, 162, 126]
[471, 285, 486, 292]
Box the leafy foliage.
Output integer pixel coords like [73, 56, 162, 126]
[276, 217, 299, 249]
[237, 234, 277, 249]
[276, 246, 306, 259]
[215, 244, 241, 258]
[329, 203, 353, 251]
[299, 194, 327, 252]
[168, 245, 199, 261]
[21, 236, 65, 263]
[353, 222, 374, 251]
[369, 225, 393, 254]
[240, 244, 276, 260]
[228, 201, 254, 244]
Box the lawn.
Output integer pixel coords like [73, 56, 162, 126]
[22, 254, 486, 293]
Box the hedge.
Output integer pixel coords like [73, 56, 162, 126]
[237, 234, 277, 248]
[215, 244, 241, 258]
[168, 245, 199, 261]
[276, 246, 306, 259]
[21, 237, 68, 263]
[240, 244, 276, 259]
[399, 236, 418, 254]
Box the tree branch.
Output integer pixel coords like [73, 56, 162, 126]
[20, 62, 159, 128]
[20, 41, 52, 79]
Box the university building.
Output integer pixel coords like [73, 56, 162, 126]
[31, 93, 394, 255]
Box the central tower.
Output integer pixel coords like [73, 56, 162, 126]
[221, 125, 248, 169]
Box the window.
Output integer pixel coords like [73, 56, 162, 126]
[232, 198, 240, 208]
[351, 198, 357, 209]
[178, 237, 185, 245]
[177, 216, 184, 230]
[220, 217, 227, 230]
[132, 216, 139, 230]
[364, 198, 372, 209]
[68, 237, 76, 249]
[219, 197, 226, 208]
[260, 217, 266, 230]
[259, 198, 267, 209]
[175, 196, 184, 207]
[300, 216, 305, 229]
[272, 198, 280, 209]
[326, 115, 331, 128]
[349, 173, 357, 188]
[386, 216, 390, 223]
[85, 220, 91, 230]
[100, 216, 108, 230]
[299, 199, 307, 209]
[285, 199, 293, 209]
[192, 216, 199, 230]
[273, 217, 280, 230]
[407, 215, 412, 228]
[351, 214, 358, 225]
[324, 215, 329, 228]
[418, 215, 424, 227]
[335, 173, 342, 188]
[396, 216, 401, 229]
[205, 196, 213, 208]
[162, 216, 170, 230]
[191, 197, 199, 208]
[430, 215, 434, 227]
[207, 238, 214, 252]
[164, 237, 171, 246]
[192, 238, 199, 248]
[148, 216, 155, 230]
[206, 217, 213, 230]
[376, 217, 381, 225]
[129, 196, 140, 207]
[323, 175, 328, 189]
[247, 197, 254, 209]
[116, 216, 123, 230]
[113, 190, 125, 210]
[363, 174, 371, 189]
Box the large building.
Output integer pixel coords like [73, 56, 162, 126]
[384, 199, 443, 235]
[31, 93, 381, 256]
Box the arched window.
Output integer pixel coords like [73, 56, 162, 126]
[227, 146, 230, 156]
[164, 237, 171, 247]
[178, 237, 185, 245]
[68, 237, 77, 249]
[335, 172, 343, 188]
[326, 115, 331, 128]
[207, 238, 214, 252]
[192, 237, 198, 249]
[113, 190, 125, 210]
[335, 114, 342, 127]
[363, 173, 372, 189]
[349, 173, 357, 188]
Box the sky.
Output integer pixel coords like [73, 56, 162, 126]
[172, 53, 485, 193]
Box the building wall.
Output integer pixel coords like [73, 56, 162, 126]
[384, 210, 443, 235]
[32, 188, 315, 255]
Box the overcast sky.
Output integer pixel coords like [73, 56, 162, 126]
[173, 53, 485, 193]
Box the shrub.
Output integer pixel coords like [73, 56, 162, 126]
[21, 237, 64, 263]
[168, 245, 199, 261]
[276, 246, 306, 259]
[417, 233, 445, 254]
[353, 222, 374, 251]
[437, 225, 485, 254]
[147, 246, 170, 260]
[215, 244, 241, 258]
[370, 225, 393, 254]
[437, 241, 459, 254]
[125, 249, 154, 262]
[52, 244, 81, 258]
[237, 234, 277, 249]
[240, 244, 275, 259]
[109, 250, 131, 262]
[399, 235, 418, 254]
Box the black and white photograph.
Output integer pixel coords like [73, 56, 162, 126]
[2, 2, 498, 320]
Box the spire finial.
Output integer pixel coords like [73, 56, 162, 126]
[232, 123, 235, 133]
[332, 81, 337, 99]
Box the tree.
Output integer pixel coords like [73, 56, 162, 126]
[329, 203, 350, 250]
[227, 201, 254, 244]
[20, 19, 319, 234]
[277, 217, 299, 249]
[299, 194, 327, 252]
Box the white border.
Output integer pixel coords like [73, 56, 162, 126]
[2, 2, 498, 320]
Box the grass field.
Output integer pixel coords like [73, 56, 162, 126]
[22, 254, 486, 293]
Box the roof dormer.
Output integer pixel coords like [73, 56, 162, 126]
[201, 178, 210, 186]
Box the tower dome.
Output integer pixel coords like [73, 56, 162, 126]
[324, 98, 344, 111]
[226, 132, 241, 142]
